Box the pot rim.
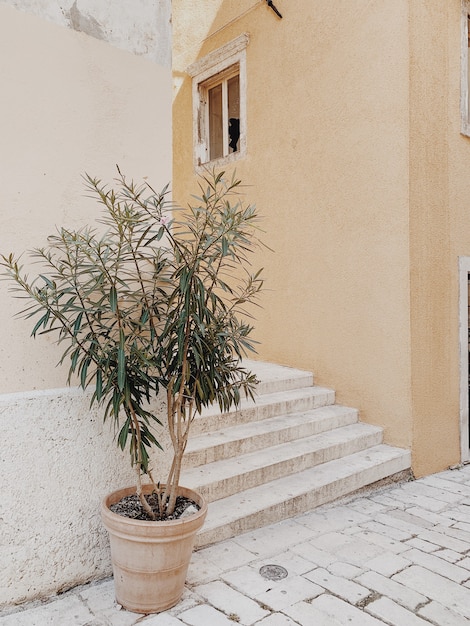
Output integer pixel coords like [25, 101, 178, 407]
[101, 484, 208, 530]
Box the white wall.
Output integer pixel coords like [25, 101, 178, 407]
[0, 0, 171, 65]
[0, 388, 170, 606]
[0, 4, 172, 606]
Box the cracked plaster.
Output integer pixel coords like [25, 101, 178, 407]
[0, 0, 171, 65]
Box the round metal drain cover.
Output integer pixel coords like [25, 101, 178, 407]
[259, 564, 288, 581]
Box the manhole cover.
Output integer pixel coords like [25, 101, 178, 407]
[259, 564, 288, 581]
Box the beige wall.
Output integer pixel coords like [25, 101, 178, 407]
[173, 0, 470, 477]
[0, 4, 172, 394]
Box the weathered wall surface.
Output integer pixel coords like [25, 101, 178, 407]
[173, 1, 414, 460]
[0, 4, 172, 606]
[408, 2, 458, 477]
[0, 0, 171, 65]
[172, 0, 470, 478]
[0, 388, 170, 606]
[0, 4, 172, 393]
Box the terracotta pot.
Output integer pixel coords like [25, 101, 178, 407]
[101, 484, 207, 614]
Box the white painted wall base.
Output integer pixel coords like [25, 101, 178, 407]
[0, 387, 170, 607]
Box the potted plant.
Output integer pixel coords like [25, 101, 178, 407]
[0, 169, 265, 613]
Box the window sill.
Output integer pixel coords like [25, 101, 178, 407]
[196, 149, 245, 174]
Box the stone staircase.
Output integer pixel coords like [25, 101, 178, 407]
[181, 360, 411, 549]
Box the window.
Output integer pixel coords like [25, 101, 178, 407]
[461, 1, 470, 136]
[187, 34, 248, 169]
[204, 66, 240, 161]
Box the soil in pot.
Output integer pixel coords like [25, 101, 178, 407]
[110, 493, 200, 521]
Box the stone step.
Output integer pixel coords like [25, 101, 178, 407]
[242, 359, 314, 395]
[191, 385, 335, 436]
[194, 444, 412, 548]
[184, 404, 359, 468]
[183, 422, 383, 501]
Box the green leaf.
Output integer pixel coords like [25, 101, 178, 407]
[109, 285, 117, 312]
[73, 312, 83, 336]
[117, 329, 126, 391]
[221, 237, 229, 256]
[95, 368, 103, 401]
[118, 416, 131, 450]
[70, 347, 80, 372]
[80, 357, 90, 389]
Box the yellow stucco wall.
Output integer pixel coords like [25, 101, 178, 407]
[0, 5, 172, 393]
[173, 0, 470, 476]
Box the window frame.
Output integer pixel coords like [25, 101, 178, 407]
[187, 34, 249, 170]
[461, 1, 470, 136]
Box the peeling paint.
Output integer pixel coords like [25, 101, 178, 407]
[66, 0, 105, 41]
[0, 0, 171, 66]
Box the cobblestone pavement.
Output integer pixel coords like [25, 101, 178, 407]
[1, 465, 470, 625]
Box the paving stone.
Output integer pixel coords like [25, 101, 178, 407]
[414, 528, 470, 553]
[141, 614, 187, 625]
[341, 525, 363, 536]
[381, 508, 434, 530]
[221, 565, 322, 610]
[436, 468, 470, 484]
[366, 597, 431, 625]
[253, 614, 300, 626]
[255, 549, 316, 576]
[435, 548, 464, 563]
[309, 532, 384, 566]
[344, 497, 390, 515]
[393, 565, 470, 619]
[372, 510, 432, 536]
[221, 565, 280, 597]
[195, 538, 258, 572]
[358, 520, 412, 541]
[296, 505, 369, 535]
[290, 541, 339, 568]
[166, 588, 201, 615]
[231, 519, 314, 557]
[403, 538, 440, 552]
[433, 523, 470, 544]
[78, 583, 141, 626]
[458, 556, 470, 570]
[420, 475, 470, 497]
[251, 575, 324, 611]
[441, 506, 470, 523]
[364, 553, 411, 577]
[454, 520, 470, 533]
[418, 600, 470, 626]
[283, 599, 345, 626]
[383, 488, 449, 512]
[305, 567, 370, 604]
[405, 506, 454, 526]
[177, 604, 241, 626]
[192, 581, 269, 624]
[326, 561, 364, 579]
[399, 482, 463, 504]
[355, 570, 427, 611]
[185, 552, 226, 585]
[285, 594, 385, 626]
[403, 548, 470, 583]
[350, 529, 409, 554]
[0, 595, 99, 626]
[187, 540, 258, 585]
[369, 493, 407, 509]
